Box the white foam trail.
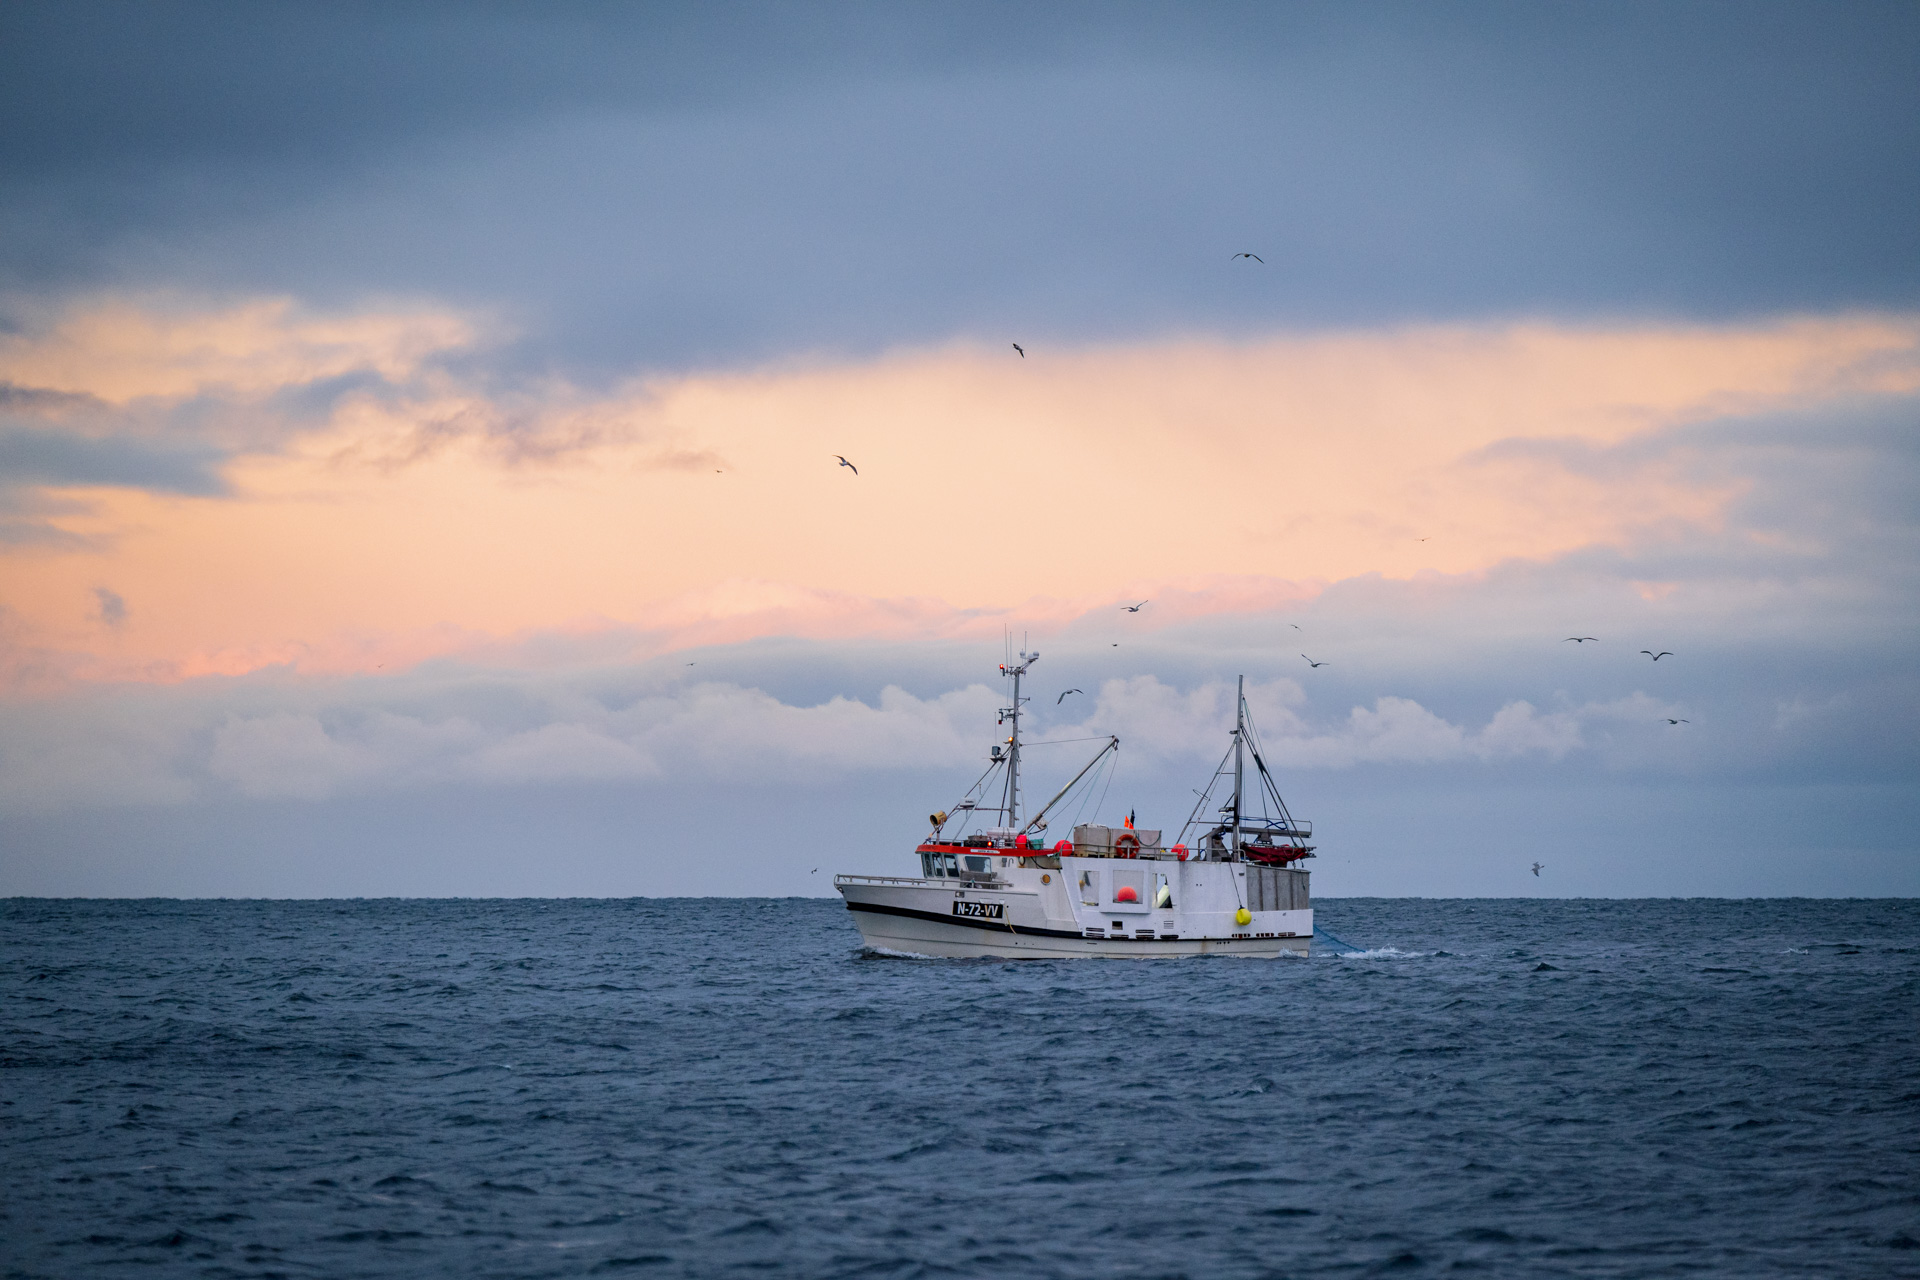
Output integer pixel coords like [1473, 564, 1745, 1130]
[863, 945, 941, 960]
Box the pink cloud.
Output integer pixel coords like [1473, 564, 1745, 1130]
[4, 301, 1915, 686]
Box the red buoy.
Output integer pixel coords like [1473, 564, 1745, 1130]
[1115, 885, 1139, 903]
[1172, 843, 1188, 861]
[1015, 833, 1030, 850]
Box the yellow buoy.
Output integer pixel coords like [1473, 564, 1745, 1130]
[1235, 907, 1252, 926]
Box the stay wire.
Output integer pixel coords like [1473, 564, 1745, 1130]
[1092, 747, 1118, 826]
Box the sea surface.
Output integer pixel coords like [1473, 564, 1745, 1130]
[2, 897, 1916, 1279]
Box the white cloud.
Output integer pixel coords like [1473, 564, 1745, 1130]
[1042, 676, 1586, 770]
[0, 670, 1604, 812]
[175, 680, 999, 803]
[0, 710, 195, 810]
[635, 682, 995, 776]
[208, 712, 381, 799]
[467, 721, 658, 783]
[1475, 699, 1584, 759]
[1774, 692, 1852, 732]
[1061, 675, 1266, 761]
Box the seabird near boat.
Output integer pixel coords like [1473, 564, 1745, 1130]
[835, 656, 1316, 958]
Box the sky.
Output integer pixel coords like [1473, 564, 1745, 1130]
[1, 1, 1916, 898]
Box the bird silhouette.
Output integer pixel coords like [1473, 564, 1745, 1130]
[1302, 655, 1327, 668]
[1231, 253, 1264, 263]
[1012, 343, 1025, 357]
[810, 868, 819, 874]
[1122, 600, 1148, 612]
[1641, 650, 1673, 661]
[1664, 718, 1690, 725]
[1564, 636, 1599, 643]
[1289, 623, 1301, 630]
[834, 455, 858, 475]
[1531, 862, 1544, 877]
[1057, 689, 1084, 704]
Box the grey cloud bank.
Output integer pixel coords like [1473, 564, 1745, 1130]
[3, 3, 1917, 378]
[0, 656, 1908, 899]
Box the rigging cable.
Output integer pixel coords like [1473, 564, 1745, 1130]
[1176, 741, 1234, 848]
[1064, 750, 1111, 830]
[1091, 746, 1118, 827]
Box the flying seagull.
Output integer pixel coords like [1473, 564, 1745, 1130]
[1664, 718, 1690, 725]
[1057, 689, 1084, 704]
[1231, 253, 1264, 263]
[1122, 600, 1148, 612]
[1012, 343, 1025, 358]
[1302, 654, 1328, 668]
[834, 455, 858, 475]
[1564, 636, 1599, 643]
[1531, 862, 1544, 877]
[1289, 623, 1301, 630]
[1641, 650, 1674, 661]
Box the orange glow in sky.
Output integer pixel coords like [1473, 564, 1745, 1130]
[4, 300, 1916, 687]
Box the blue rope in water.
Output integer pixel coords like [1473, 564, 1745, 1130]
[1313, 926, 1365, 955]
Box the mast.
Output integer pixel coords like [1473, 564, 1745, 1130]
[1230, 674, 1245, 860]
[999, 648, 1038, 827]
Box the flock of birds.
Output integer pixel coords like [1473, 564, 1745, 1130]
[825, 291, 1696, 884]
[1092, 609, 1690, 884]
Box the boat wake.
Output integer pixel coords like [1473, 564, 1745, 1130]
[859, 944, 942, 961]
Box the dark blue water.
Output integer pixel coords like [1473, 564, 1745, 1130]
[3, 898, 1916, 1279]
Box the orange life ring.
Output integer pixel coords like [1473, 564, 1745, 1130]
[1114, 832, 1141, 858]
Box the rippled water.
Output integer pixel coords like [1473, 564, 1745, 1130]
[2, 897, 1916, 1279]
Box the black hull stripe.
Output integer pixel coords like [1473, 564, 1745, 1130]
[844, 899, 1147, 942]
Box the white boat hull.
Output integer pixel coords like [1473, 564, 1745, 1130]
[836, 866, 1311, 960]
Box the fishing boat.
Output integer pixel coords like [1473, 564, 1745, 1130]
[834, 652, 1314, 958]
